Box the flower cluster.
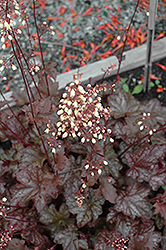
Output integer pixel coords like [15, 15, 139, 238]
[111, 235, 129, 250]
[0, 0, 27, 45]
[55, 74, 112, 144]
[0, 227, 14, 249]
[0, 197, 9, 218]
[137, 112, 157, 135]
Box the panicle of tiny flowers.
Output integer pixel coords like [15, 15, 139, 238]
[0, 226, 14, 249]
[55, 73, 112, 143]
[74, 189, 85, 208]
[110, 235, 129, 250]
[0, 0, 28, 48]
[137, 112, 157, 136]
[83, 158, 109, 178]
[0, 197, 9, 218]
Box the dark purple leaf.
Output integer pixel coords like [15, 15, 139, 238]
[12, 88, 29, 106]
[19, 145, 46, 170]
[38, 74, 60, 104]
[140, 99, 166, 125]
[55, 148, 70, 171]
[99, 176, 117, 203]
[94, 230, 115, 250]
[39, 203, 70, 236]
[103, 142, 122, 178]
[66, 190, 104, 228]
[115, 183, 150, 219]
[108, 88, 140, 119]
[128, 231, 162, 250]
[5, 238, 29, 250]
[126, 145, 166, 186]
[54, 226, 89, 250]
[24, 97, 52, 127]
[153, 201, 166, 224]
[41, 61, 58, 80]
[10, 166, 60, 212]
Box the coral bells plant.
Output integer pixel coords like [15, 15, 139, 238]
[1, 0, 166, 250]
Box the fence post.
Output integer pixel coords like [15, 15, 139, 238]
[144, 0, 158, 92]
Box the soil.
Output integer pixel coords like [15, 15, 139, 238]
[103, 56, 166, 106]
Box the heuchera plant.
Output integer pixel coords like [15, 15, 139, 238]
[0, 0, 166, 250]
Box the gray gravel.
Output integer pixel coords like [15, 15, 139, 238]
[0, 0, 165, 93]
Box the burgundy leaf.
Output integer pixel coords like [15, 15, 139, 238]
[153, 201, 166, 224]
[108, 87, 140, 119]
[65, 180, 104, 227]
[11, 88, 29, 106]
[115, 183, 150, 219]
[19, 145, 46, 170]
[10, 166, 60, 212]
[94, 230, 115, 250]
[149, 164, 166, 191]
[67, 190, 104, 228]
[38, 74, 60, 103]
[126, 145, 166, 185]
[128, 231, 162, 250]
[100, 176, 117, 204]
[39, 203, 70, 237]
[103, 142, 122, 178]
[55, 148, 70, 171]
[140, 98, 166, 125]
[22, 228, 47, 247]
[5, 238, 29, 250]
[41, 61, 58, 80]
[24, 97, 52, 127]
[54, 226, 89, 250]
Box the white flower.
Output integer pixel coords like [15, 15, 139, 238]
[81, 137, 85, 143]
[2, 197, 7, 202]
[62, 132, 68, 138]
[110, 138, 114, 143]
[2, 44, 6, 50]
[103, 160, 108, 165]
[84, 164, 89, 169]
[57, 122, 62, 127]
[1, 36, 5, 43]
[70, 89, 75, 97]
[88, 121, 92, 126]
[92, 138, 96, 144]
[57, 109, 63, 115]
[149, 130, 153, 135]
[98, 169, 102, 175]
[73, 101, 78, 108]
[140, 125, 144, 131]
[0, 66, 4, 71]
[44, 128, 50, 133]
[52, 148, 56, 153]
[12, 65, 17, 70]
[63, 93, 67, 98]
[98, 134, 103, 139]
[78, 85, 85, 94]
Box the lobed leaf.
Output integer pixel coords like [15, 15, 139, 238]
[54, 226, 89, 250]
[108, 87, 140, 119]
[114, 183, 150, 219]
[10, 166, 60, 212]
[99, 176, 117, 204]
[39, 203, 70, 236]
